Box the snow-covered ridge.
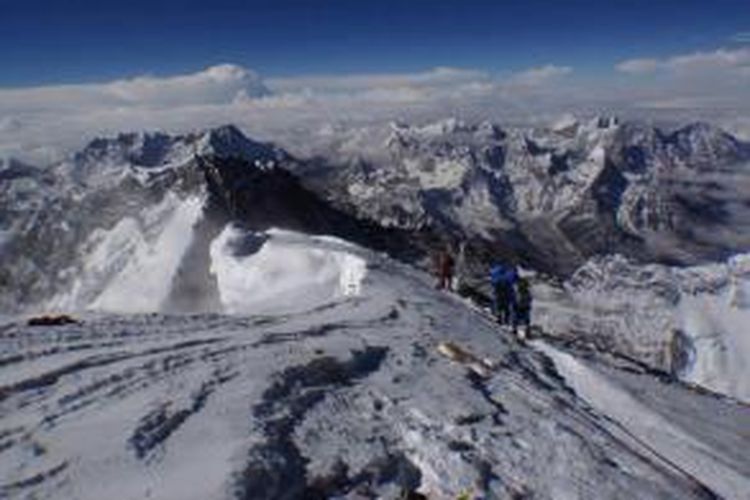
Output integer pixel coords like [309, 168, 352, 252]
[47, 194, 205, 313]
[4, 119, 750, 315]
[2, 122, 750, 498]
[1, 236, 747, 499]
[0, 125, 299, 313]
[1, 124, 394, 314]
[48, 219, 369, 317]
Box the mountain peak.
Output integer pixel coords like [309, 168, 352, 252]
[668, 121, 750, 163]
[0, 157, 40, 181]
[196, 124, 288, 166]
[385, 118, 506, 151]
[74, 125, 288, 170]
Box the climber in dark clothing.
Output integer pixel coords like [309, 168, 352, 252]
[436, 250, 455, 291]
[513, 277, 533, 339]
[490, 264, 517, 325]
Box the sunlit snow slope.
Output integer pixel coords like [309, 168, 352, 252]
[50, 222, 368, 317]
[0, 233, 748, 499]
[49, 195, 205, 313]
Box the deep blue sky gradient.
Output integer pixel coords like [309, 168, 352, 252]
[1, 0, 749, 86]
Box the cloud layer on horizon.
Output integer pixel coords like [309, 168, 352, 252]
[0, 62, 579, 162]
[1, 47, 749, 163]
[613, 47, 750, 113]
[616, 47, 750, 75]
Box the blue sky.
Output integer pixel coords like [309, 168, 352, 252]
[1, 0, 749, 86]
[2, 0, 750, 162]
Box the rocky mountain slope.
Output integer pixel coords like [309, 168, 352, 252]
[301, 117, 750, 275]
[3, 118, 748, 311]
[533, 251, 750, 403]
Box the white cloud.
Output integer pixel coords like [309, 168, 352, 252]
[667, 47, 750, 73]
[732, 32, 750, 43]
[105, 64, 269, 105]
[1, 54, 748, 165]
[505, 65, 572, 88]
[616, 47, 750, 76]
[612, 47, 750, 114]
[267, 67, 488, 94]
[1, 63, 576, 163]
[262, 67, 500, 106]
[0, 63, 268, 116]
[615, 58, 660, 74]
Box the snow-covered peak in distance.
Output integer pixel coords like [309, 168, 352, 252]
[74, 124, 285, 169]
[667, 121, 750, 167]
[202, 63, 269, 96]
[63, 124, 290, 187]
[386, 118, 506, 149]
[194, 124, 287, 165]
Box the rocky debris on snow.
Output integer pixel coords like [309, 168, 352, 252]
[26, 314, 79, 327]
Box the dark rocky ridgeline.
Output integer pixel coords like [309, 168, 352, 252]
[164, 154, 434, 312]
[195, 154, 426, 262]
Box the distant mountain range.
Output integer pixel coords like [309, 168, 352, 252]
[303, 117, 750, 275]
[2, 118, 750, 311]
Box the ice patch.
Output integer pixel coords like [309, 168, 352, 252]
[678, 283, 750, 403]
[210, 226, 367, 315]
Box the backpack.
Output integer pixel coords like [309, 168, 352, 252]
[490, 265, 506, 286]
[516, 279, 531, 309]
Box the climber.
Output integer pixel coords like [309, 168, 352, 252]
[436, 248, 456, 290]
[513, 277, 533, 340]
[490, 263, 517, 324]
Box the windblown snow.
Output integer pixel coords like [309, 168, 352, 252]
[678, 255, 750, 401]
[535, 341, 750, 499]
[210, 227, 367, 315]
